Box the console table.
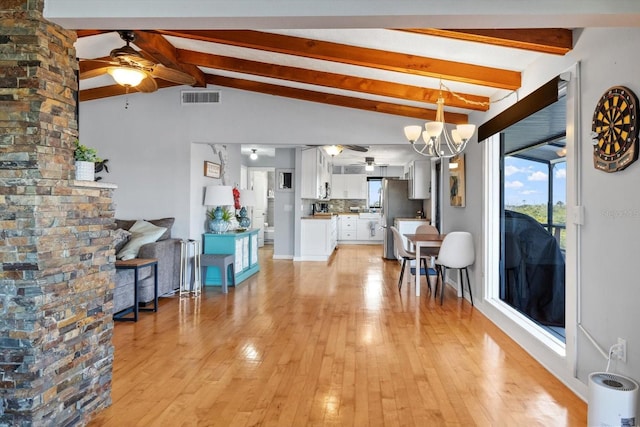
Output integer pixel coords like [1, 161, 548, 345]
[202, 229, 260, 287]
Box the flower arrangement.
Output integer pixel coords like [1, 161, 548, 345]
[233, 187, 241, 210]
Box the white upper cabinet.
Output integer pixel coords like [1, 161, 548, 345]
[407, 160, 430, 199]
[301, 148, 331, 199]
[331, 174, 367, 199]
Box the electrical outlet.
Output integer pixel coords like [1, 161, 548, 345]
[614, 338, 627, 363]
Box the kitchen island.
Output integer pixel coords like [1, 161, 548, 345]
[297, 214, 337, 261]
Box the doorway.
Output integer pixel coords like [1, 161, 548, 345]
[249, 168, 275, 246]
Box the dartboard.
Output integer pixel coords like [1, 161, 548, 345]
[592, 86, 639, 172]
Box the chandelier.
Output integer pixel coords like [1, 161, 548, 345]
[404, 83, 476, 159]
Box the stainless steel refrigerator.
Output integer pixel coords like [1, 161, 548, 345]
[381, 178, 424, 259]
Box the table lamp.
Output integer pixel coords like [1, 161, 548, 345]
[238, 189, 256, 228]
[204, 185, 234, 233]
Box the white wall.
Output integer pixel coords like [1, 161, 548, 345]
[445, 27, 640, 398]
[80, 84, 410, 245]
[80, 27, 640, 399]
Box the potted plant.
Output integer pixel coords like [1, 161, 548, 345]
[206, 206, 233, 233]
[73, 140, 101, 181]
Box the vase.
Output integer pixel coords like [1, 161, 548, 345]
[238, 207, 251, 228]
[75, 160, 95, 181]
[208, 207, 230, 233]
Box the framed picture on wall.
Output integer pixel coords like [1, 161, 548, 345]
[204, 161, 221, 179]
[449, 154, 466, 207]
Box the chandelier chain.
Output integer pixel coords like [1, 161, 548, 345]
[439, 81, 518, 107]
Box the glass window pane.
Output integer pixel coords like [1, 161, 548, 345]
[368, 179, 382, 208]
[504, 156, 549, 224]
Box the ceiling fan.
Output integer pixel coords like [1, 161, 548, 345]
[79, 30, 197, 92]
[350, 156, 387, 171]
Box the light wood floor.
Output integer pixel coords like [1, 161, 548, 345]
[89, 244, 586, 426]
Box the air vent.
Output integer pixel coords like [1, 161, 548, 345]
[181, 90, 221, 105]
[344, 165, 365, 174]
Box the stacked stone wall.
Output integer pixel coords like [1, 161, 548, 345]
[0, 2, 115, 425]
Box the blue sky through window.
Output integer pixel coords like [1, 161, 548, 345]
[504, 157, 566, 206]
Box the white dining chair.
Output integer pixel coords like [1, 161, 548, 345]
[390, 226, 430, 292]
[434, 231, 475, 305]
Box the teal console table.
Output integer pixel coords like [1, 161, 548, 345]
[202, 229, 260, 287]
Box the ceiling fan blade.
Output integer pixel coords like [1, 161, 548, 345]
[344, 145, 369, 152]
[136, 74, 158, 93]
[150, 64, 196, 85]
[79, 60, 114, 79]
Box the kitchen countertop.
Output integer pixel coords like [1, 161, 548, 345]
[335, 212, 381, 215]
[394, 217, 429, 221]
[301, 214, 337, 220]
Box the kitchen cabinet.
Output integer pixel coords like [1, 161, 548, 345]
[202, 229, 260, 286]
[331, 174, 367, 199]
[338, 214, 358, 240]
[356, 217, 383, 241]
[300, 215, 337, 261]
[301, 148, 331, 199]
[407, 160, 431, 199]
[337, 214, 382, 243]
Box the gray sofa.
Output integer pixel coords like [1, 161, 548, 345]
[112, 218, 181, 316]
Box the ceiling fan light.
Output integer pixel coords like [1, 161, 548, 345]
[324, 145, 343, 157]
[365, 164, 374, 171]
[108, 67, 146, 87]
[404, 125, 422, 143]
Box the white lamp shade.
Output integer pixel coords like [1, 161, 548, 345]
[404, 125, 422, 142]
[324, 145, 343, 157]
[204, 185, 234, 206]
[425, 121, 444, 138]
[456, 124, 476, 141]
[107, 67, 146, 87]
[240, 189, 256, 206]
[451, 129, 462, 145]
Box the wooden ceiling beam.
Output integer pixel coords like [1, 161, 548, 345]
[178, 49, 490, 111]
[76, 30, 110, 38]
[203, 74, 470, 123]
[398, 28, 573, 55]
[131, 31, 206, 87]
[160, 30, 521, 90]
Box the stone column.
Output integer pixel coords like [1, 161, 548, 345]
[0, 1, 115, 425]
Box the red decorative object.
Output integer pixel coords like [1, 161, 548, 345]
[233, 187, 241, 210]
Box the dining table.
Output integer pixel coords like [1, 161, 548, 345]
[403, 233, 446, 296]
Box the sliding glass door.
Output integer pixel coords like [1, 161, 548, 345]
[498, 96, 567, 342]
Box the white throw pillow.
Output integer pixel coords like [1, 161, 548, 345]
[116, 220, 167, 260]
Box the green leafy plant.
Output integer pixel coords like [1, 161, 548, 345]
[206, 206, 233, 222]
[73, 140, 101, 162]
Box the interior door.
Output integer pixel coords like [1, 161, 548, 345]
[250, 170, 268, 244]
